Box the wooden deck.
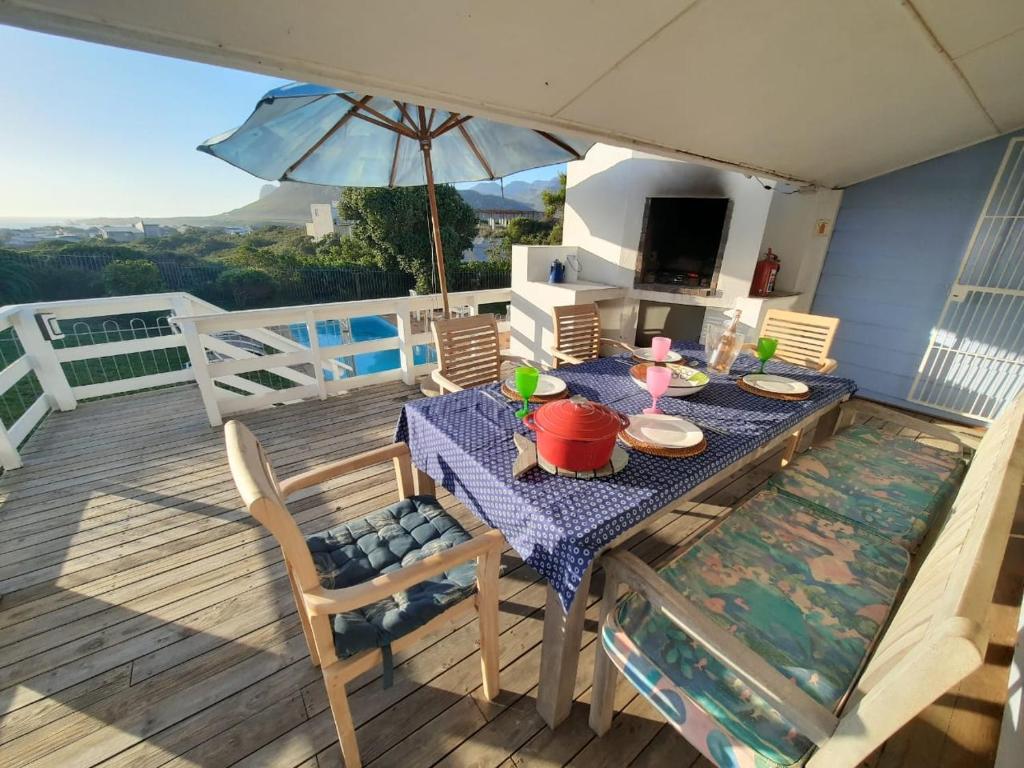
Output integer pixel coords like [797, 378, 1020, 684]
[0, 383, 1018, 768]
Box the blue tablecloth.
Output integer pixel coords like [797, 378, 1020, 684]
[395, 342, 856, 610]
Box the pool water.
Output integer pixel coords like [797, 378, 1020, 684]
[290, 316, 434, 378]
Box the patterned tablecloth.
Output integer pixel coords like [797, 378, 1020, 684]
[395, 342, 857, 611]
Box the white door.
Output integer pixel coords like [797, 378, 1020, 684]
[908, 138, 1024, 422]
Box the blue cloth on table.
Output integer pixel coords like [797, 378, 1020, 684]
[394, 341, 857, 611]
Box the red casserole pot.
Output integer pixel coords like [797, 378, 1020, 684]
[523, 397, 629, 472]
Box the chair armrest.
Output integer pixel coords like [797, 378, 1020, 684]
[303, 529, 505, 615]
[601, 549, 839, 746]
[431, 369, 463, 394]
[279, 443, 411, 498]
[599, 338, 634, 354]
[819, 358, 838, 374]
[546, 346, 588, 366]
[839, 399, 968, 456]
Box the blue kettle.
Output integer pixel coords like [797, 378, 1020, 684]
[548, 259, 565, 284]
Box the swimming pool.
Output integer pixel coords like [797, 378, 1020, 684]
[289, 315, 435, 378]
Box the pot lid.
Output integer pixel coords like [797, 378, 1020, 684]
[533, 396, 625, 441]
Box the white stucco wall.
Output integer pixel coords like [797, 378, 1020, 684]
[560, 144, 843, 334]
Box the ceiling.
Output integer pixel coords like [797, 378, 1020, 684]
[1, 0, 1021, 187]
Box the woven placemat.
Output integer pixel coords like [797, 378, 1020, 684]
[618, 429, 708, 458]
[737, 378, 811, 401]
[500, 381, 569, 404]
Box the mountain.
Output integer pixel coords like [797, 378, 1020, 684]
[462, 178, 560, 211]
[456, 189, 533, 211]
[69, 177, 552, 229]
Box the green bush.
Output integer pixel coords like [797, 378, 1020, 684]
[102, 259, 165, 296]
[214, 267, 277, 309]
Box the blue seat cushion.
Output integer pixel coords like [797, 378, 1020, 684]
[604, 489, 908, 767]
[306, 495, 477, 658]
[770, 424, 964, 551]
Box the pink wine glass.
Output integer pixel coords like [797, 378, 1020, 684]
[652, 336, 672, 363]
[644, 365, 672, 415]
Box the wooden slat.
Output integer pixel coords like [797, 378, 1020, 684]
[7, 396, 49, 447]
[0, 355, 32, 394]
[53, 334, 186, 363]
[70, 369, 194, 400]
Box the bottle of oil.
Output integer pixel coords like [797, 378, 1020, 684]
[708, 309, 742, 374]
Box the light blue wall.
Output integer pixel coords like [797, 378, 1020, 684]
[811, 130, 1024, 413]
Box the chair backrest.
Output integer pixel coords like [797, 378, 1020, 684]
[224, 420, 322, 594]
[432, 314, 503, 388]
[553, 303, 602, 363]
[759, 309, 839, 370]
[809, 392, 1024, 766]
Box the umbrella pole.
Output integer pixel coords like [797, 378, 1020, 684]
[420, 141, 450, 318]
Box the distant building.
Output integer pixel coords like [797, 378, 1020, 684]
[134, 220, 174, 238]
[305, 203, 353, 241]
[478, 208, 544, 227]
[221, 226, 252, 236]
[98, 225, 142, 242]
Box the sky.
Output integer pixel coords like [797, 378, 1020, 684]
[0, 25, 564, 221]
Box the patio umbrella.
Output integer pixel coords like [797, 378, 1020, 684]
[198, 82, 595, 315]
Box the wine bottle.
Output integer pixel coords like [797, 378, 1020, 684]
[708, 309, 742, 373]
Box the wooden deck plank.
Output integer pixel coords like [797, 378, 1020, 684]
[0, 384, 1015, 768]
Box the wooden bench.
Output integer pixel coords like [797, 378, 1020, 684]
[590, 393, 1024, 767]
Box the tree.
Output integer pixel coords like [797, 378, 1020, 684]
[541, 172, 567, 219]
[339, 185, 477, 293]
[0, 250, 36, 304]
[214, 267, 276, 309]
[101, 259, 165, 296]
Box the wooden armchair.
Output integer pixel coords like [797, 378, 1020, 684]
[430, 313, 538, 394]
[225, 421, 503, 768]
[547, 303, 634, 368]
[743, 309, 840, 374]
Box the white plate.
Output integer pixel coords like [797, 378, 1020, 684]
[631, 363, 710, 397]
[741, 374, 809, 395]
[622, 414, 704, 449]
[632, 348, 683, 363]
[504, 373, 567, 397]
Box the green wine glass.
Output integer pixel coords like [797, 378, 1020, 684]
[756, 336, 778, 374]
[514, 366, 540, 419]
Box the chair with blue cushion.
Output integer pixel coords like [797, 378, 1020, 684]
[225, 421, 503, 768]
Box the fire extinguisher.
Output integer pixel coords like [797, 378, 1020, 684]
[751, 248, 782, 297]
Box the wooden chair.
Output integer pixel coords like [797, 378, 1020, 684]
[744, 309, 840, 373]
[547, 303, 634, 368]
[431, 313, 537, 393]
[224, 421, 503, 768]
[589, 393, 1024, 767]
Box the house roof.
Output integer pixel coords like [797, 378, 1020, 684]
[1, 0, 1020, 187]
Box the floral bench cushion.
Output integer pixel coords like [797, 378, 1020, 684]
[306, 495, 477, 659]
[603, 488, 908, 768]
[770, 424, 964, 552]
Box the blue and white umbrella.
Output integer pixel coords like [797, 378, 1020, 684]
[199, 82, 594, 314]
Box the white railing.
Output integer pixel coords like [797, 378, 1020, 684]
[173, 288, 512, 426]
[0, 288, 511, 468]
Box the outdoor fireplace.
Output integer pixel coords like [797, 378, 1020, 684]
[635, 196, 731, 295]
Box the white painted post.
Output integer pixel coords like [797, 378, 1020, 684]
[395, 307, 416, 385]
[0, 423, 22, 470]
[305, 310, 327, 400]
[172, 297, 222, 427]
[10, 309, 76, 412]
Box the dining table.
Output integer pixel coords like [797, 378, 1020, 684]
[394, 341, 857, 729]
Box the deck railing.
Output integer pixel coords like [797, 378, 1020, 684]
[0, 288, 511, 468]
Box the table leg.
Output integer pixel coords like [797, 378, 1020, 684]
[537, 563, 592, 729]
[813, 404, 841, 445]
